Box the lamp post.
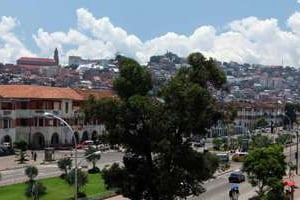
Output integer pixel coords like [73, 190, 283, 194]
[43, 112, 78, 200]
[281, 114, 292, 162]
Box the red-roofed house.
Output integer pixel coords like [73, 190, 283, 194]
[17, 57, 57, 66]
[16, 57, 59, 77]
[0, 85, 114, 149]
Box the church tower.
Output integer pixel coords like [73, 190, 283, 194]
[54, 48, 59, 65]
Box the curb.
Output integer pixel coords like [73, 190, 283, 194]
[214, 169, 235, 177]
[0, 162, 57, 172]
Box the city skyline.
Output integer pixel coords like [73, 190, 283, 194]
[1, 0, 300, 66]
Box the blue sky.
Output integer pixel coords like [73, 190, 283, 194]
[1, 0, 300, 66]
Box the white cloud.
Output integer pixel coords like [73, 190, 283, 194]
[30, 8, 300, 67]
[0, 16, 34, 63]
[298, 0, 300, 4]
[4, 8, 300, 67]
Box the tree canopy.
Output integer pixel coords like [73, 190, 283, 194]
[85, 52, 226, 199]
[243, 145, 286, 198]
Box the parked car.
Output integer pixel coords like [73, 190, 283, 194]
[76, 140, 94, 149]
[0, 146, 15, 157]
[228, 171, 245, 183]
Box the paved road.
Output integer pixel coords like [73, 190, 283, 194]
[0, 144, 298, 200]
[196, 170, 254, 200]
[193, 146, 298, 200]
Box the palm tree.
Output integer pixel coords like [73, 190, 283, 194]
[15, 140, 29, 164]
[85, 146, 101, 173]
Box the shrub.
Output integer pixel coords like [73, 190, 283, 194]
[88, 167, 100, 174]
[25, 166, 38, 182]
[232, 155, 245, 162]
[57, 157, 72, 178]
[25, 181, 47, 199]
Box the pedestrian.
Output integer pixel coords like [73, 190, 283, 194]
[33, 152, 37, 162]
[31, 151, 34, 160]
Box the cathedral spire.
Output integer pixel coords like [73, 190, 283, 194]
[54, 48, 59, 65]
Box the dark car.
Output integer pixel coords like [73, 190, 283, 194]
[0, 146, 15, 157]
[228, 171, 245, 183]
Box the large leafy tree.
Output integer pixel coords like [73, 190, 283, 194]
[243, 145, 286, 198]
[85, 53, 226, 199]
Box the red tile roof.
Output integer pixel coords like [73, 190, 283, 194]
[0, 85, 84, 100]
[18, 57, 56, 63]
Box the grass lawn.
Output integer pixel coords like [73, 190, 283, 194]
[0, 173, 110, 200]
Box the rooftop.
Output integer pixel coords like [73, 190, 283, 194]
[0, 85, 84, 100]
[17, 57, 56, 63]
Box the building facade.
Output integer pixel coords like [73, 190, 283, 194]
[210, 101, 285, 137]
[0, 85, 113, 149]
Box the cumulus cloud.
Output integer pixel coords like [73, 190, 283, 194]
[4, 8, 300, 66]
[0, 16, 34, 63]
[29, 8, 300, 67]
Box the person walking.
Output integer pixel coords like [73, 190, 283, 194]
[33, 152, 37, 162]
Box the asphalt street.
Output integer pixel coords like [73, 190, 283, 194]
[0, 143, 298, 199]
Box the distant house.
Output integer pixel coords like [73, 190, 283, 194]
[17, 57, 57, 66]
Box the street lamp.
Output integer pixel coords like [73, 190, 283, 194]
[43, 112, 79, 200]
[280, 114, 295, 171]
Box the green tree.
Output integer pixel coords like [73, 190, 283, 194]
[85, 53, 226, 199]
[250, 134, 273, 149]
[25, 166, 38, 183]
[113, 56, 152, 100]
[25, 181, 47, 200]
[255, 117, 268, 129]
[67, 169, 88, 197]
[243, 145, 286, 198]
[57, 157, 72, 178]
[284, 102, 299, 129]
[276, 134, 293, 145]
[14, 140, 29, 164]
[213, 138, 223, 150]
[85, 146, 101, 173]
[102, 163, 126, 191]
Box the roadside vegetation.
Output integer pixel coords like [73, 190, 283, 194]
[0, 173, 109, 200]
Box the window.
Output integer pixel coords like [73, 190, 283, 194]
[39, 118, 44, 127]
[20, 102, 28, 109]
[19, 118, 28, 126]
[2, 102, 13, 110]
[3, 118, 11, 128]
[65, 102, 69, 113]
